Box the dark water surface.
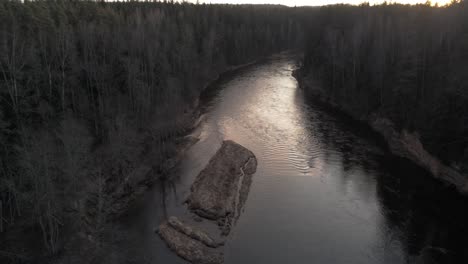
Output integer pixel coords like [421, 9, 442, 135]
[116, 54, 468, 264]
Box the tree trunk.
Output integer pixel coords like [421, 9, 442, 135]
[0, 200, 3, 233]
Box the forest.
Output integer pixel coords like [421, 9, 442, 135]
[0, 0, 302, 259]
[1, 0, 468, 263]
[300, 1, 468, 172]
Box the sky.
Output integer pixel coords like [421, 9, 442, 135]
[190, 0, 453, 6]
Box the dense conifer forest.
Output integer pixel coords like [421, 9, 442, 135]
[1, 0, 468, 262]
[0, 0, 302, 259]
[300, 1, 468, 171]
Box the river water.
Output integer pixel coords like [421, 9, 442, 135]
[116, 54, 468, 264]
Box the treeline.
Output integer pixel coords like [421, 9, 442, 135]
[0, 0, 302, 256]
[300, 1, 468, 172]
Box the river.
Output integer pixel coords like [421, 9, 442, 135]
[114, 54, 468, 264]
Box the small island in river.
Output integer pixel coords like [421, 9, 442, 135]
[158, 140, 257, 264]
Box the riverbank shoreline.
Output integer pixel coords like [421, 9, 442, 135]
[0, 54, 271, 264]
[293, 67, 468, 195]
[64, 53, 468, 264]
[57, 54, 277, 263]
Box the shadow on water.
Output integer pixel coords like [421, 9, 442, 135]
[110, 54, 468, 264]
[377, 156, 468, 264]
[306, 94, 468, 263]
[158, 168, 184, 222]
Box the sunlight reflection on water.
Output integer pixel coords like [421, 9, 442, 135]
[188, 55, 403, 264]
[119, 54, 468, 264]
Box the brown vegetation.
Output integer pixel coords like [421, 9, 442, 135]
[158, 141, 257, 263]
[158, 219, 223, 264]
[187, 140, 257, 235]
